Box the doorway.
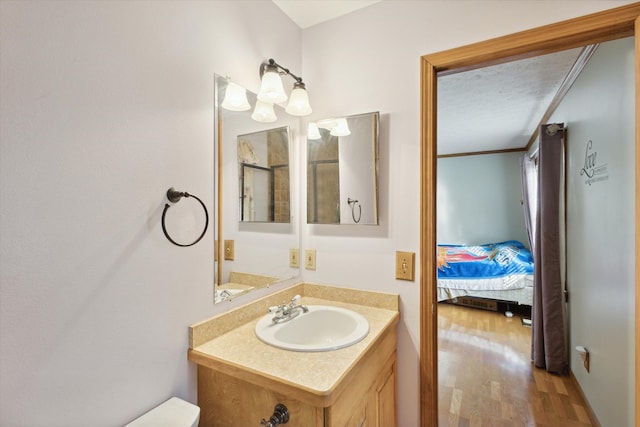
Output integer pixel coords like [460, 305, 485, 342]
[419, 4, 640, 426]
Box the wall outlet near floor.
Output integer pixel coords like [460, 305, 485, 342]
[305, 249, 316, 270]
[576, 346, 590, 373]
[224, 240, 234, 260]
[289, 248, 300, 268]
[395, 251, 415, 281]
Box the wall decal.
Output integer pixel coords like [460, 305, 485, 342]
[580, 140, 609, 186]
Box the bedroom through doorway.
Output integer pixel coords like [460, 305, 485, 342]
[434, 37, 633, 425]
[432, 29, 637, 427]
[421, 5, 639, 427]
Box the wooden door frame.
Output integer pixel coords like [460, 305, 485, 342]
[419, 3, 640, 425]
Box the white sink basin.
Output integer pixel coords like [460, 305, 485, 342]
[255, 305, 370, 352]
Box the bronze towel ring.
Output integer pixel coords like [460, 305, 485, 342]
[162, 187, 208, 247]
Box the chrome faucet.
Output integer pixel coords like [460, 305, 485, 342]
[268, 295, 308, 324]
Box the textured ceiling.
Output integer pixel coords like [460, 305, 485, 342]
[437, 48, 583, 156]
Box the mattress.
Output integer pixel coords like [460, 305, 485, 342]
[437, 240, 534, 305]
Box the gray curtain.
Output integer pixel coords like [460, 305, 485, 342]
[531, 123, 568, 374]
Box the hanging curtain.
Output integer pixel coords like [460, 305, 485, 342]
[531, 123, 568, 374]
[520, 154, 538, 253]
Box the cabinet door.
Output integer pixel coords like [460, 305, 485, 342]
[344, 397, 368, 427]
[372, 358, 397, 427]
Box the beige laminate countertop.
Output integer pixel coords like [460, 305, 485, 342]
[188, 283, 399, 404]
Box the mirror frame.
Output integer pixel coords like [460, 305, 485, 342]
[419, 4, 640, 426]
[215, 85, 223, 289]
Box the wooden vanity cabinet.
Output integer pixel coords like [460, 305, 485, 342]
[192, 327, 397, 427]
[324, 351, 397, 427]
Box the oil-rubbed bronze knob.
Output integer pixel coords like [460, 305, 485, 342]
[260, 403, 289, 426]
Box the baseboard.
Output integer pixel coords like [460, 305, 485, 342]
[569, 370, 601, 427]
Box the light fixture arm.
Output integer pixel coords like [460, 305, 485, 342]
[260, 58, 304, 85]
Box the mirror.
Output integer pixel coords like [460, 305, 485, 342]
[238, 126, 290, 223]
[214, 74, 299, 303]
[306, 111, 379, 225]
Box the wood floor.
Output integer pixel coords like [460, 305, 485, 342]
[438, 302, 596, 427]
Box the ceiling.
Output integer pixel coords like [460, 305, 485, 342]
[273, 1, 588, 156]
[272, 0, 382, 29]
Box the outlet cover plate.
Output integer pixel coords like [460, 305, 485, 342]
[289, 248, 300, 268]
[224, 240, 235, 261]
[305, 249, 316, 270]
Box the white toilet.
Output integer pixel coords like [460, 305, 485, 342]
[125, 397, 200, 427]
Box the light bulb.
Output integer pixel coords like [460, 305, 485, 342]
[307, 122, 321, 140]
[285, 82, 312, 116]
[251, 100, 277, 123]
[330, 118, 351, 136]
[257, 66, 287, 104]
[221, 81, 250, 111]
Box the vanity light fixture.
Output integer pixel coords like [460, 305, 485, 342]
[221, 80, 251, 111]
[308, 118, 351, 139]
[258, 58, 312, 117]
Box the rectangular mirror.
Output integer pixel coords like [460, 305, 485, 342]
[238, 126, 290, 223]
[214, 74, 299, 304]
[306, 111, 379, 225]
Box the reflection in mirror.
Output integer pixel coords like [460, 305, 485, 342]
[307, 112, 379, 225]
[238, 127, 290, 223]
[214, 74, 299, 304]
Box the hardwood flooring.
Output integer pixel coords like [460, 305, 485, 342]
[438, 302, 596, 427]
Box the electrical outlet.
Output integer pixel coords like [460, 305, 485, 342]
[289, 248, 300, 268]
[305, 249, 316, 270]
[224, 240, 234, 260]
[396, 251, 415, 281]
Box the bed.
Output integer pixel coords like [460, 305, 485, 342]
[437, 240, 534, 306]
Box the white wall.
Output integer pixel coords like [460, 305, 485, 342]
[0, 1, 301, 425]
[300, 1, 635, 425]
[437, 152, 529, 246]
[549, 37, 635, 427]
[1, 1, 636, 426]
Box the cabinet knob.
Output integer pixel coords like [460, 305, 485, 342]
[260, 403, 289, 426]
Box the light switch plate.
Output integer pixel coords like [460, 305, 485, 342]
[305, 249, 316, 270]
[224, 240, 234, 261]
[396, 251, 415, 281]
[289, 248, 300, 268]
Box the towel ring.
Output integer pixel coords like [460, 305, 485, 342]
[347, 197, 362, 224]
[162, 187, 209, 247]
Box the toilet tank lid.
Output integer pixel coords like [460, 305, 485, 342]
[125, 397, 200, 427]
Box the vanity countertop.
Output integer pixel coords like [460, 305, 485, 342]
[188, 282, 399, 407]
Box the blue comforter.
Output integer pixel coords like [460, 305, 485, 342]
[437, 240, 534, 279]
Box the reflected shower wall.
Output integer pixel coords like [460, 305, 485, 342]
[307, 134, 340, 223]
[268, 130, 290, 223]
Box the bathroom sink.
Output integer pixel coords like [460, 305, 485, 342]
[254, 305, 370, 352]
